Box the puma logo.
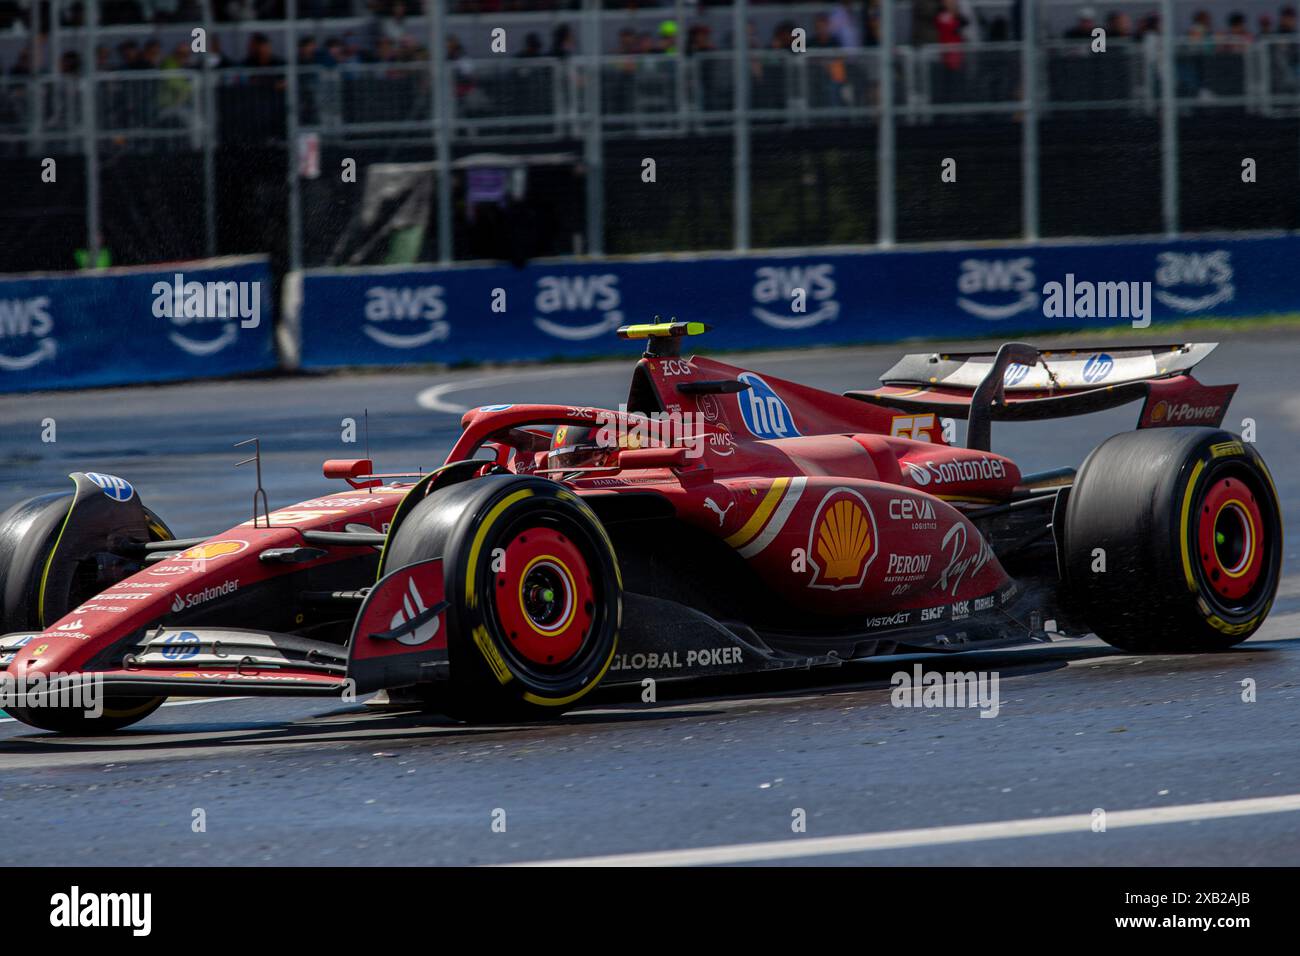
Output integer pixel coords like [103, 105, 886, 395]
[704, 497, 734, 526]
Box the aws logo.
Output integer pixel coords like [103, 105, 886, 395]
[956, 257, 1039, 320]
[736, 372, 801, 440]
[363, 286, 450, 349]
[807, 488, 879, 591]
[152, 274, 261, 357]
[0, 296, 56, 372]
[1154, 251, 1234, 313]
[533, 274, 623, 340]
[751, 264, 839, 330]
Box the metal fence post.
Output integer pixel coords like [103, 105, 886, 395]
[286, 0, 303, 272]
[202, 0, 217, 258]
[82, 0, 101, 268]
[582, 0, 604, 256]
[733, 0, 751, 251]
[878, 0, 896, 246]
[1022, 0, 1039, 241]
[431, 0, 453, 264]
[1160, 0, 1179, 236]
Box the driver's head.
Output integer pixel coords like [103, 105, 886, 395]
[548, 425, 617, 471]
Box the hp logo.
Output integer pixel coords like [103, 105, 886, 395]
[737, 373, 801, 440]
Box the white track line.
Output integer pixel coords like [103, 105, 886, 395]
[511, 793, 1300, 866]
[417, 366, 604, 414]
[1, 697, 251, 723]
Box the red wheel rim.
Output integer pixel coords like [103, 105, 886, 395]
[1196, 476, 1265, 602]
[494, 526, 595, 666]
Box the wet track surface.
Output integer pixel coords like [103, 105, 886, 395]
[2, 329, 1299, 865]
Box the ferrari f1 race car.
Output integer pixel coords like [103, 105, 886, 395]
[0, 323, 1283, 734]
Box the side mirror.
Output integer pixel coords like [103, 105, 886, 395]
[323, 459, 381, 489]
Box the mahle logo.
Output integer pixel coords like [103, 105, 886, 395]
[533, 274, 623, 340]
[0, 295, 55, 371]
[364, 285, 449, 348]
[956, 257, 1038, 320]
[751, 263, 839, 329]
[152, 273, 261, 356]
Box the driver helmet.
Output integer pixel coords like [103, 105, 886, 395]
[547, 424, 617, 471]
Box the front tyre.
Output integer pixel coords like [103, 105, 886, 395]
[2, 698, 166, 735]
[0, 487, 170, 733]
[1063, 428, 1282, 652]
[384, 475, 621, 720]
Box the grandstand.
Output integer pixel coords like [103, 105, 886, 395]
[1, 0, 1297, 275]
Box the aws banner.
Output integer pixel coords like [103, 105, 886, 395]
[0, 257, 275, 393]
[297, 232, 1299, 368]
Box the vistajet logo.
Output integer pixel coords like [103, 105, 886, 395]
[50, 886, 151, 936]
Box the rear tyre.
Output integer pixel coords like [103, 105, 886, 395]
[1063, 428, 1282, 652]
[0, 490, 168, 733]
[384, 475, 621, 721]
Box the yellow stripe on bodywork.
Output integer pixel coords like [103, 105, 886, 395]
[1179, 459, 1207, 591]
[465, 489, 534, 606]
[724, 478, 789, 549]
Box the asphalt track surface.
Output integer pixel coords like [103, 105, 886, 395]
[2, 328, 1300, 866]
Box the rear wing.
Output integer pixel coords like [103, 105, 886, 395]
[847, 343, 1236, 450]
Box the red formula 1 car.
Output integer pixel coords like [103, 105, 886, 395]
[0, 323, 1284, 734]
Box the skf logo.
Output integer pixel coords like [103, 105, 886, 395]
[533, 274, 622, 340]
[751, 263, 839, 330]
[363, 285, 449, 349]
[737, 372, 800, 440]
[956, 258, 1038, 320]
[807, 488, 879, 590]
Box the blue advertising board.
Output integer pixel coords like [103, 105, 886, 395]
[0, 257, 276, 393]
[297, 234, 1300, 369]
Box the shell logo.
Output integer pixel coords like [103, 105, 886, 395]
[177, 540, 248, 561]
[1151, 400, 1168, 423]
[807, 488, 879, 590]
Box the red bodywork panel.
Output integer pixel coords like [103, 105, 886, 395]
[451, 353, 1020, 619]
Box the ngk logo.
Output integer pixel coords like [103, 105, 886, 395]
[1151, 400, 1221, 424]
